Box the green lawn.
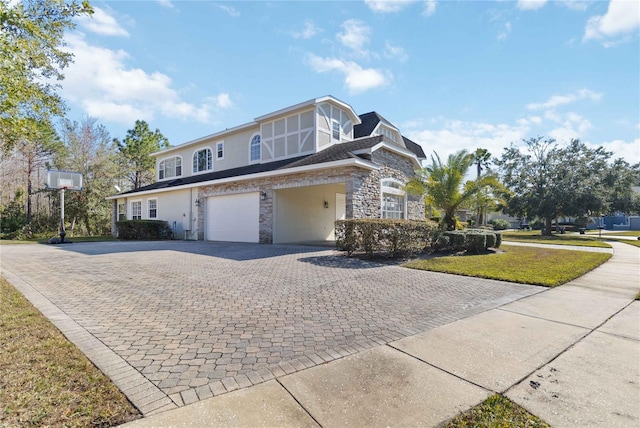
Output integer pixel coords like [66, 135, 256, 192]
[445, 394, 550, 428]
[587, 230, 640, 237]
[0, 278, 140, 427]
[501, 231, 611, 248]
[405, 244, 612, 287]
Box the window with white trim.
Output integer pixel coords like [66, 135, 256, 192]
[380, 126, 398, 142]
[216, 142, 224, 159]
[381, 179, 406, 219]
[159, 156, 182, 180]
[117, 203, 126, 221]
[332, 120, 340, 141]
[250, 135, 261, 162]
[131, 201, 142, 220]
[148, 199, 157, 219]
[192, 148, 212, 173]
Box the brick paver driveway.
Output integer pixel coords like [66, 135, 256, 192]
[1, 241, 540, 414]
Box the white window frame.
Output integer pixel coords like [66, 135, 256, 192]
[117, 202, 126, 221]
[148, 198, 157, 219]
[158, 156, 182, 180]
[331, 119, 340, 141]
[192, 147, 213, 174]
[216, 141, 224, 160]
[249, 133, 261, 163]
[131, 200, 142, 220]
[380, 178, 406, 219]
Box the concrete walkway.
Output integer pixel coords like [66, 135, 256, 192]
[121, 241, 639, 427]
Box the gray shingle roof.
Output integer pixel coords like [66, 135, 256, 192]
[354, 111, 425, 159]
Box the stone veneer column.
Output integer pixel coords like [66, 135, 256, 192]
[259, 189, 273, 244]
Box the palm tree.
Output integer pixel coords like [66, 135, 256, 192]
[407, 149, 503, 231]
[473, 148, 492, 225]
[407, 150, 475, 230]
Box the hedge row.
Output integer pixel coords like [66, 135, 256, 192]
[435, 229, 502, 253]
[116, 220, 173, 240]
[335, 219, 439, 257]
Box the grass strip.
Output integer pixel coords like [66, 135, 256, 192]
[501, 231, 611, 248]
[0, 277, 140, 427]
[444, 394, 550, 428]
[404, 245, 612, 287]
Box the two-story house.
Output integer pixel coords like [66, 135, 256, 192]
[107, 96, 426, 244]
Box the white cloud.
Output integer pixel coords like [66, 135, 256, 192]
[597, 138, 640, 164]
[215, 4, 240, 17]
[292, 20, 321, 39]
[526, 88, 602, 111]
[157, 0, 173, 9]
[76, 7, 129, 37]
[337, 19, 371, 52]
[583, 0, 640, 43]
[306, 54, 390, 94]
[364, 0, 417, 13]
[405, 118, 531, 162]
[214, 93, 232, 109]
[548, 112, 593, 141]
[384, 41, 408, 62]
[516, 0, 548, 11]
[498, 22, 512, 40]
[61, 33, 223, 125]
[561, 0, 589, 12]
[424, 0, 437, 17]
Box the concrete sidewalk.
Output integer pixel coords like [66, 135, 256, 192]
[121, 241, 639, 427]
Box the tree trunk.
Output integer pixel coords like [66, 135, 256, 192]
[543, 217, 553, 235]
[26, 156, 32, 224]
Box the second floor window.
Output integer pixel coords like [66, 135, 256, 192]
[250, 135, 261, 162]
[159, 156, 182, 180]
[193, 148, 212, 173]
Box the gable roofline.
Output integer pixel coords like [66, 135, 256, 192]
[254, 95, 361, 125]
[151, 121, 258, 157]
[106, 157, 378, 200]
[351, 140, 422, 169]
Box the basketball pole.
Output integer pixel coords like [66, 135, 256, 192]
[60, 187, 66, 243]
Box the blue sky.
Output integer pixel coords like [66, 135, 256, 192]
[58, 0, 639, 164]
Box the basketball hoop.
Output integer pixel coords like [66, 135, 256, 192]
[46, 170, 83, 244]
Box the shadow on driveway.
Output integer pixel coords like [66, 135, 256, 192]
[46, 240, 332, 261]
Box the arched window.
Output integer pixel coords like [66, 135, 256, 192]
[158, 156, 182, 180]
[381, 178, 406, 219]
[250, 134, 261, 162]
[193, 148, 213, 173]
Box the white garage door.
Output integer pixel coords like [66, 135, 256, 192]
[206, 193, 259, 243]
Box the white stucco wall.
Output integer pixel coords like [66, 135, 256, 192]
[116, 187, 198, 239]
[273, 183, 346, 243]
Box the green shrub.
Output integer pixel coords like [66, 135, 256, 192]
[116, 220, 173, 240]
[466, 232, 487, 254]
[490, 219, 510, 230]
[495, 232, 502, 248]
[485, 233, 496, 248]
[445, 231, 467, 251]
[335, 219, 438, 257]
[433, 234, 450, 251]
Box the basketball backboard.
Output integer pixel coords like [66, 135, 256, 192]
[47, 170, 83, 190]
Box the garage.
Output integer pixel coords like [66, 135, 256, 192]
[206, 193, 259, 243]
